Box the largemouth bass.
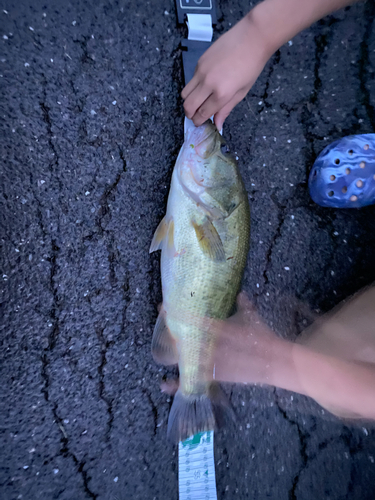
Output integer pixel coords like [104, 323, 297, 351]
[150, 121, 250, 443]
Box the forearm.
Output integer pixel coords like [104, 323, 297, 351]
[248, 0, 359, 56]
[215, 328, 375, 420]
[270, 338, 375, 420]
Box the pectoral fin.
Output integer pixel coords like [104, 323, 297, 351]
[152, 309, 179, 366]
[149, 216, 168, 253]
[192, 218, 225, 262]
[167, 219, 175, 250]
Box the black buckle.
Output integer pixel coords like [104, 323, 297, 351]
[175, 0, 217, 25]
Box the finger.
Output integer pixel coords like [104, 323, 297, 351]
[160, 378, 179, 395]
[214, 102, 233, 132]
[181, 73, 200, 101]
[191, 92, 228, 127]
[183, 84, 213, 120]
[236, 291, 255, 314]
[214, 91, 246, 131]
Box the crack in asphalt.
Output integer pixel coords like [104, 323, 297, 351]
[269, 19, 344, 310]
[96, 326, 115, 441]
[88, 167, 131, 439]
[255, 184, 312, 300]
[270, 29, 375, 308]
[39, 98, 64, 194]
[36, 81, 99, 499]
[142, 455, 152, 473]
[3, 3, 374, 499]
[278, 18, 348, 179]
[39, 101, 58, 165]
[118, 145, 128, 173]
[38, 89, 63, 397]
[38, 84, 65, 351]
[299, 19, 337, 174]
[297, 12, 374, 177]
[69, 79, 85, 113]
[142, 388, 159, 436]
[339, 426, 363, 497]
[258, 50, 281, 113]
[73, 35, 95, 66]
[96, 169, 124, 233]
[79, 161, 132, 444]
[95, 166, 126, 286]
[45, 239, 60, 351]
[261, 193, 287, 288]
[41, 356, 98, 499]
[295, 207, 340, 311]
[272, 394, 363, 500]
[121, 275, 131, 338]
[273, 389, 310, 500]
[358, 1, 375, 130]
[36, 220, 97, 498]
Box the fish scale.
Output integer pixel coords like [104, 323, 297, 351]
[163, 198, 248, 391]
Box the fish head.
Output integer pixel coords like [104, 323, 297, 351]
[177, 121, 244, 218]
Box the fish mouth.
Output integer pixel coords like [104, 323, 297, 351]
[187, 121, 219, 159]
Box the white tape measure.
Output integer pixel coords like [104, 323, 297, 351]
[177, 7, 218, 500]
[178, 431, 217, 500]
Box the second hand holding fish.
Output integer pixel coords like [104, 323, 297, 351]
[165, 289, 375, 423]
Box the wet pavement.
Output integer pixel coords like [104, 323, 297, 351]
[1, 1, 375, 499]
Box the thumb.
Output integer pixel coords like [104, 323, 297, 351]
[236, 291, 255, 314]
[160, 378, 179, 395]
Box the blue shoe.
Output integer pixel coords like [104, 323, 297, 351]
[309, 134, 375, 208]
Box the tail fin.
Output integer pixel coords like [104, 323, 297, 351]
[167, 383, 233, 443]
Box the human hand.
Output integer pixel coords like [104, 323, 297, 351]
[181, 12, 272, 131]
[211, 292, 280, 385]
[182, 0, 357, 130]
[161, 292, 281, 395]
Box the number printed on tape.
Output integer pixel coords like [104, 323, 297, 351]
[179, 432, 217, 500]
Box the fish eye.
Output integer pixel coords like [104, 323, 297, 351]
[220, 144, 230, 154]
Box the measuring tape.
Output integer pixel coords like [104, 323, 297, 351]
[179, 431, 217, 500]
[173, 3, 218, 499]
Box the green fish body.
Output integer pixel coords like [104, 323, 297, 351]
[150, 121, 250, 442]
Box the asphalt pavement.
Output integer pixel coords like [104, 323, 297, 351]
[1, 1, 375, 499]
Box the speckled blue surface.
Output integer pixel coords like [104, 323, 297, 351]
[309, 134, 375, 208]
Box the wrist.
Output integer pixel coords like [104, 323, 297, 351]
[247, 0, 356, 58]
[266, 336, 295, 387]
[245, 2, 283, 60]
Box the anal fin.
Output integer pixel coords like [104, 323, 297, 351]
[152, 309, 179, 366]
